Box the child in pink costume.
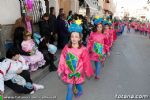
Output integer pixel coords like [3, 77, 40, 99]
[57, 20, 94, 100]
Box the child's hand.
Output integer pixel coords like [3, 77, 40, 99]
[107, 52, 110, 57]
[89, 50, 92, 54]
[58, 73, 61, 77]
[58, 73, 62, 79]
[29, 50, 35, 55]
[29, 52, 34, 55]
[16, 68, 23, 74]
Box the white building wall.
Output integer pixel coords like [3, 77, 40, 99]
[38, 0, 59, 16]
[40, 0, 46, 14]
[0, 0, 21, 25]
[49, 0, 59, 16]
[70, 0, 79, 13]
[98, 0, 104, 16]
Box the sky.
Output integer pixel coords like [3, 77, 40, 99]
[116, 0, 148, 11]
[115, 0, 148, 17]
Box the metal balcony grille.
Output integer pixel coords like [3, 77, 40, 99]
[32, 0, 44, 23]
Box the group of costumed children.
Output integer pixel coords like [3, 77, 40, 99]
[0, 15, 117, 99]
[57, 16, 117, 100]
[129, 21, 150, 37]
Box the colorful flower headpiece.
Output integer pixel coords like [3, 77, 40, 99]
[93, 16, 103, 25]
[68, 19, 83, 33]
[108, 20, 112, 26]
[102, 20, 109, 26]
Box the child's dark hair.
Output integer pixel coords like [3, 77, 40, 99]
[78, 14, 83, 20]
[68, 10, 72, 15]
[60, 13, 66, 20]
[73, 13, 79, 20]
[50, 7, 55, 14]
[42, 13, 49, 19]
[59, 8, 63, 13]
[13, 27, 25, 43]
[92, 23, 104, 33]
[67, 32, 82, 49]
[6, 48, 19, 59]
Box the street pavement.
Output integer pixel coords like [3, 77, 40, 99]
[8, 28, 150, 100]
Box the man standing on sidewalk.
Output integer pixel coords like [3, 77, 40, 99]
[48, 7, 57, 44]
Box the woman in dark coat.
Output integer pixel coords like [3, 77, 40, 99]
[48, 7, 57, 44]
[39, 13, 54, 44]
[57, 13, 69, 49]
[13, 27, 30, 56]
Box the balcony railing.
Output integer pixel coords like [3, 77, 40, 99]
[32, 0, 44, 23]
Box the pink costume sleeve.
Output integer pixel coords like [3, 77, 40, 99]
[104, 34, 110, 53]
[110, 30, 114, 46]
[144, 25, 147, 32]
[57, 46, 67, 75]
[105, 30, 111, 51]
[82, 48, 94, 77]
[87, 32, 94, 51]
[113, 30, 117, 41]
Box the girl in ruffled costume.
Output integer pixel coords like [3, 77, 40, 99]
[21, 32, 45, 71]
[57, 20, 94, 100]
[87, 16, 107, 79]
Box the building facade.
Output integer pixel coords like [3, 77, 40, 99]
[0, 0, 21, 57]
[103, 0, 117, 18]
[0, 0, 21, 25]
[58, 0, 79, 15]
[79, 0, 101, 17]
